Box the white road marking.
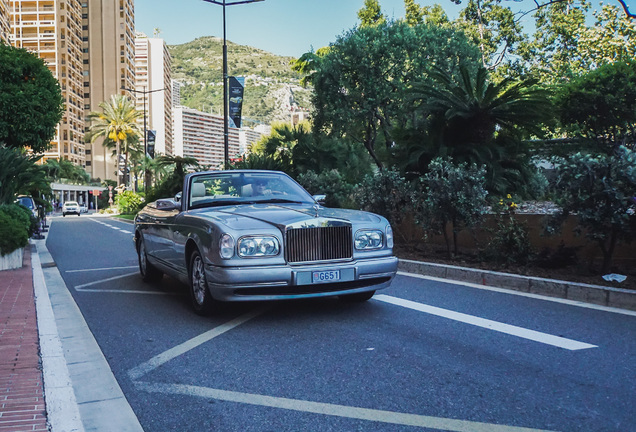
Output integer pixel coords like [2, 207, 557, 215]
[375, 294, 596, 351]
[66, 266, 137, 273]
[397, 271, 636, 317]
[74, 272, 138, 290]
[128, 308, 266, 380]
[134, 381, 555, 432]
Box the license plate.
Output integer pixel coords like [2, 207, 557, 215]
[312, 270, 340, 283]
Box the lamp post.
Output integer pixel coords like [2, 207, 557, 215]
[202, 0, 264, 167]
[122, 86, 166, 191]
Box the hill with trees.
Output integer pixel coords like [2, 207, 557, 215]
[168, 36, 312, 126]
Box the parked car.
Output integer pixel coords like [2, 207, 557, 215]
[62, 201, 81, 216]
[16, 195, 38, 219]
[134, 170, 398, 315]
[80, 203, 88, 213]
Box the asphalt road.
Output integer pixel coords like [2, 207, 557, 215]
[45, 214, 636, 432]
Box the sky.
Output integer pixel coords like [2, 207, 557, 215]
[134, 0, 463, 58]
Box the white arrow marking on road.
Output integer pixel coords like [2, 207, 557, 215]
[375, 294, 597, 351]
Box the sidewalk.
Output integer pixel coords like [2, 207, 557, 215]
[0, 246, 47, 431]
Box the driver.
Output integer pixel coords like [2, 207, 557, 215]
[252, 178, 270, 196]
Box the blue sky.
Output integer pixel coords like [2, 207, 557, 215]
[134, 0, 463, 58]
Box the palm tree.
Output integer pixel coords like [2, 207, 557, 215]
[85, 94, 142, 187]
[408, 64, 554, 194]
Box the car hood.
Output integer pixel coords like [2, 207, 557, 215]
[192, 203, 383, 231]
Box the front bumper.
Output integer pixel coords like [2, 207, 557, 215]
[205, 256, 398, 301]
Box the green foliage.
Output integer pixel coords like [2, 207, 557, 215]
[44, 158, 90, 184]
[297, 170, 355, 208]
[353, 169, 415, 230]
[358, 0, 386, 27]
[0, 43, 64, 153]
[115, 190, 145, 215]
[549, 146, 636, 273]
[556, 60, 636, 150]
[0, 205, 29, 256]
[483, 194, 533, 265]
[416, 158, 488, 257]
[405, 64, 554, 196]
[311, 20, 482, 169]
[0, 147, 51, 205]
[86, 94, 143, 186]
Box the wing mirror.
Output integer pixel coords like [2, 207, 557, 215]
[174, 191, 182, 202]
[155, 199, 180, 211]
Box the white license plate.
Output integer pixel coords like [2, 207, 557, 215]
[312, 270, 340, 283]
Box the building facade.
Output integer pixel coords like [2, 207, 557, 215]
[82, 0, 135, 182]
[173, 106, 240, 169]
[0, 0, 10, 43]
[9, 0, 85, 166]
[134, 32, 173, 157]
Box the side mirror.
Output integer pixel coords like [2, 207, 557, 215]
[313, 194, 326, 204]
[155, 199, 180, 211]
[174, 191, 182, 202]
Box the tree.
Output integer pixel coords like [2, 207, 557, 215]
[404, 0, 424, 26]
[311, 20, 481, 169]
[407, 64, 554, 194]
[556, 60, 636, 151]
[86, 94, 142, 186]
[0, 43, 64, 153]
[0, 147, 51, 205]
[358, 0, 386, 27]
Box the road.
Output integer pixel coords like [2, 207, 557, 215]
[45, 214, 636, 432]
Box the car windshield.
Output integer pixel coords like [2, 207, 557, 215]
[187, 172, 315, 210]
[65, 201, 78, 206]
[17, 197, 34, 209]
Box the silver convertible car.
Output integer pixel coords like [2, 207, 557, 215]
[133, 170, 398, 314]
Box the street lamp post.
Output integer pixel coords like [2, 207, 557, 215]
[202, 0, 264, 167]
[122, 86, 166, 191]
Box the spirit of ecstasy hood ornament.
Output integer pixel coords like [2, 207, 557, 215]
[313, 204, 320, 217]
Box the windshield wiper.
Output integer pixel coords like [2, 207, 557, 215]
[190, 200, 245, 209]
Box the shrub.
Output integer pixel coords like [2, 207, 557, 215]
[549, 146, 636, 273]
[297, 170, 354, 208]
[482, 194, 533, 265]
[353, 168, 415, 228]
[1, 204, 37, 237]
[115, 190, 145, 215]
[0, 207, 29, 256]
[416, 158, 488, 257]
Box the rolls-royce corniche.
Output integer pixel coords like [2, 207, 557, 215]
[133, 170, 398, 315]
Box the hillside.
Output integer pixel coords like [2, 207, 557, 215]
[168, 36, 312, 126]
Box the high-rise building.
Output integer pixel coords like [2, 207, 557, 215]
[9, 0, 85, 166]
[172, 79, 183, 108]
[0, 0, 10, 43]
[82, 0, 135, 182]
[134, 32, 173, 157]
[173, 106, 240, 169]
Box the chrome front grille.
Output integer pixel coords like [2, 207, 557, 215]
[286, 226, 352, 263]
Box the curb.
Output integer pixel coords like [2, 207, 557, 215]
[399, 259, 636, 311]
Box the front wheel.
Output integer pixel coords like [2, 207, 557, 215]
[339, 290, 375, 302]
[189, 249, 221, 315]
[137, 236, 163, 282]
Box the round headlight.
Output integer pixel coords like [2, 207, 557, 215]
[355, 230, 383, 250]
[220, 233, 234, 259]
[238, 236, 280, 258]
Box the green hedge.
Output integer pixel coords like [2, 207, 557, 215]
[0, 204, 30, 256]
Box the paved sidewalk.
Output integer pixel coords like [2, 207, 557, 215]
[0, 246, 48, 431]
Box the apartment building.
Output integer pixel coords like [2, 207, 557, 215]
[134, 32, 173, 157]
[173, 106, 240, 169]
[9, 0, 85, 166]
[0, 0, 10, 43]
[82, 0, 135, 182]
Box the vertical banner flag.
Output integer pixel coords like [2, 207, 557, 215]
[146, 130, 156, 158]
[228, 76, 245, 128]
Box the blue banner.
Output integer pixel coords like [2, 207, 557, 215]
[228, 76, 245, 128]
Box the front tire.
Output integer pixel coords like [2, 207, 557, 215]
[189, 249, 220, 315]
[137, 236, 163, 282]
[339, 290, 376, 302]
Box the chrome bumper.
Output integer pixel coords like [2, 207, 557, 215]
[205, 256, 398, 301]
